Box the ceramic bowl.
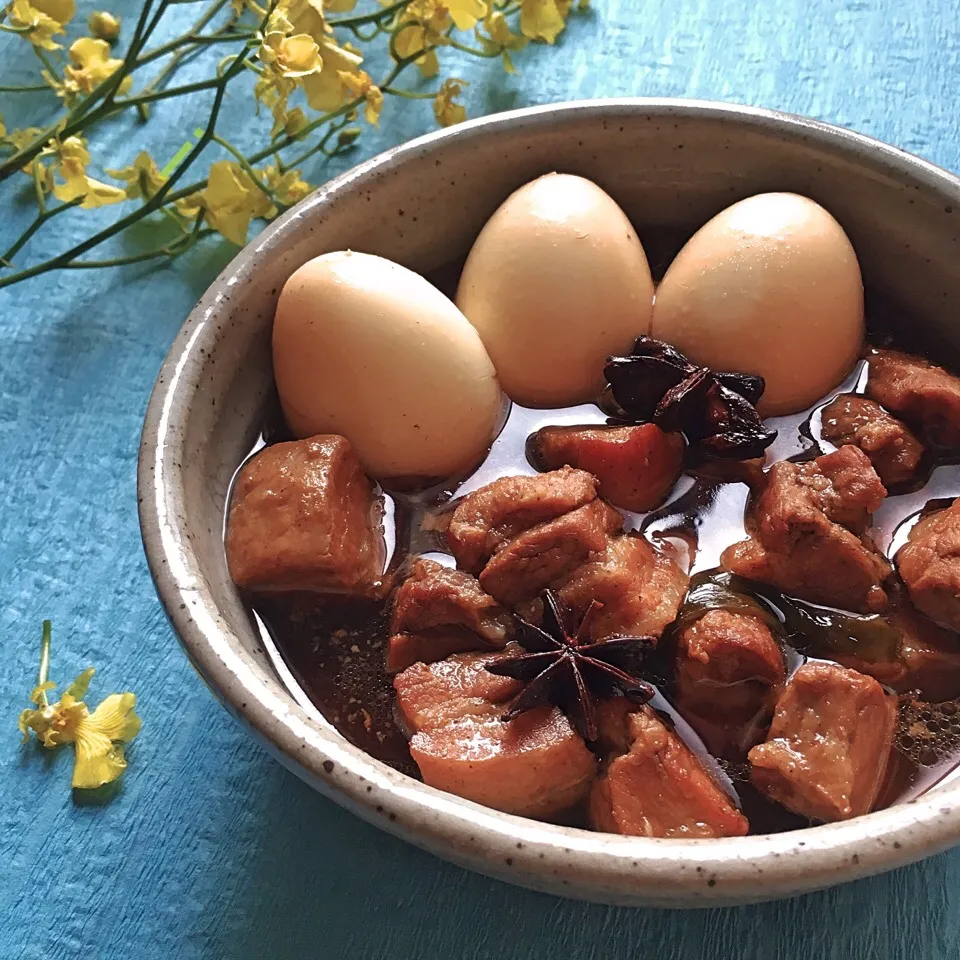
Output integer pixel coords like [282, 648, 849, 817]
[138, 99, 960, 907]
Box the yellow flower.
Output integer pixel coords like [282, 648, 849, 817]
[433, 77, 468, 127]
[7, 0, 75, 49]
[519, 0, 568, 43]
[19, 621, 141, 791]
[337, 69, 383, 125]
[392, 0, 449, 77]
[87, 9, 120, 41]
[178, 160, 274, 245]
[283, 107, 308, 135]
[444, 0, 486, 31]
[258, 31, 323, 78]
[261, 163, 313, 206]
[59, 37, 132, 100]
[301, 33, 364, 112]
[477, 10, 527, 72]
[43, 135, 127, 208]
[106, 151, 166, 200]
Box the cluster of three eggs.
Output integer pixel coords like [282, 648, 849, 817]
[274, 174, 864, 481]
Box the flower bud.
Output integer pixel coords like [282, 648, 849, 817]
[88, 10, 121, 42]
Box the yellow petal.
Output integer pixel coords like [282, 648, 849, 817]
[519, 0, 565, 43]
[85, 693, 141, 742]
[72, 726, 128, 789]
[418, 49, 439, 78]
[33, 0, 75, 24]
[323, 0, 356, 10]
[278, 33, 322, 76]
[88, 10, 121, 41]
[65, 666, 95, 700]
[444, 0, 486, 31]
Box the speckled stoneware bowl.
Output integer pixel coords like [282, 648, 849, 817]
[139, 99, 960, 907]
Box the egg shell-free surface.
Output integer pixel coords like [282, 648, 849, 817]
[456, 173, 655, 407]
[273, 251, 503, 479]
[651, 192, 864, 415]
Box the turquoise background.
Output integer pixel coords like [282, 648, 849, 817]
[3, 0, 960, 957]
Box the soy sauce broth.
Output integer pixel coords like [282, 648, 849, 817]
[233, 304, 960, 835]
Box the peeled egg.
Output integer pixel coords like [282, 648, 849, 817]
[273, 251, 503, 479]
[456, 173, 655, 407]
[651, 192, 864, 415]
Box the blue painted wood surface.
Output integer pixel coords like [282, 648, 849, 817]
[3, 1, 960, 956]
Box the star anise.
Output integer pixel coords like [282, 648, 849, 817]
[604, 335, 777, 460]
[485, 591, 655, 742]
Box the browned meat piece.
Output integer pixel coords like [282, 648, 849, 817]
[821, 395, 924, 487]
[447, 466, 597, 572]
[391, 558, 513, 644]
[588, 706, 749, 838]
[528, 423, 685, 512]
[866, 348, 960, 450]
[748, 662, 897, 821]
[386, 631, 493, 674]
[393, 648, 521, 731]
[386, 558, 514, 672]
[394, 649, 596, 817]
[722, 446, 891, 613]
[479, 500, 623, 605]
[226, 435, 385, 595]
[892, 604, 960, 702]
[557, 534, 689, 642]
[897, 500, 960, 631]
[675, 610, 786, 759]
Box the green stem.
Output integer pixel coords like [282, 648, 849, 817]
[212, 135, 276, 202]
[0, 83, 50, 92]
[1, 199, 83, 266]
[0, 48, 250, 289]
[33, 47, 62, 81]
[448, 38, 500, 57]
[38, 621, 52, 707]
[328, 0, 411, 28]
[64, 228, 216, 268]
[0, 22, 31, 34]
[381, 86, 435, 98]
[137, 0, 233, 65]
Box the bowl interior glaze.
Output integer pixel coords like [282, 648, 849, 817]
[139, 100, 960, 907]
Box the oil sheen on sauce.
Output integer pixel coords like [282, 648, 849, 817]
[239, 343, 960, 835]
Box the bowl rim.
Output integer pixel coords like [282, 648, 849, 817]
[138, 97, 960, 906]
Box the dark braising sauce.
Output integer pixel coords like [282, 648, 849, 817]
[233, 306, 960, 835]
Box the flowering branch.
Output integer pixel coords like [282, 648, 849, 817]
[0, 0, 587, 289]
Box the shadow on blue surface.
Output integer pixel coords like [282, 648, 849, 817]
[207, 754, 960, 960]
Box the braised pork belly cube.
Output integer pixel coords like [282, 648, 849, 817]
[528, 423, 685, 512]
[447, 466, 598, 572]
[866, 348, 960, 450]
[478, 499, 623, 605]
[675, 610, 786, 759]
[748, 662, 897, 821]
[393, 649, 596, 817]
[897, 500, 960, 632]
[588, 705, 749, 838]
[556, 534, 689, 643]
[722, 446, 891, 613]
[392, 559, 513, 642]
[386, 558, 514, 671]
[821, 395, 924, 487]
[892, 604, 960, 702]
[225, 435, 385, 596]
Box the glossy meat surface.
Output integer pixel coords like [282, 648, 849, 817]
[675, 610, 786, 759]
[589, 706, 749, 838]
[528, 423, 685, 511]
[226, 435, 384, 595]
[866, 348, 960, 450]
[748, 662, 896, 821]
[722, 446, 891, 612]
[478, 499, 622, 605]
[447, 466, 597, 572]
[556, 534, 689, 642]
[394, 649, 596, 817]
[897, 499, 960, 632]
[821, 394, 923, 486]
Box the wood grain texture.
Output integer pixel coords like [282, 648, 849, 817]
[2, 0, 960, 956]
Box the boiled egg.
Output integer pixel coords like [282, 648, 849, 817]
[456, 173, 655, 407]
[651, 192, 864, 415]
[273, 251, 504, 480]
